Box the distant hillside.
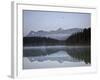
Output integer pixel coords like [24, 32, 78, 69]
[23, 37, 65, 46]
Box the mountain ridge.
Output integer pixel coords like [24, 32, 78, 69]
[26, 28, 83, 40]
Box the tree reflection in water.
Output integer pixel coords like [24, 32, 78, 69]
[23, 46, 90, 64]
[65, 47, 90, 64]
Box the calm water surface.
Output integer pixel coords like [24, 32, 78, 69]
[23, 46, 90, 69]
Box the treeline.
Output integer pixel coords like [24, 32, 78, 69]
[23, 37, 65, 46]
[65, 28, 91, 45]
[23, 28, 91, 46]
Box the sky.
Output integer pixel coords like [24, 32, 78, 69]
[23, 10, 91, 36]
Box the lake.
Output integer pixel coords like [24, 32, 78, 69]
[23, 46, 90, 69]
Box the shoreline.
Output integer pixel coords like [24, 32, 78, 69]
[23, 45, 90, 49]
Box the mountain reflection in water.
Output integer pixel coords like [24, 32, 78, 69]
[23, 46, 90, 65]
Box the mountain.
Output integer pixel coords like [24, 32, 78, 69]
[26, 28, 82, 40]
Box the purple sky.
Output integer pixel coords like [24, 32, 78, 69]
[23, 10, 91, 36]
